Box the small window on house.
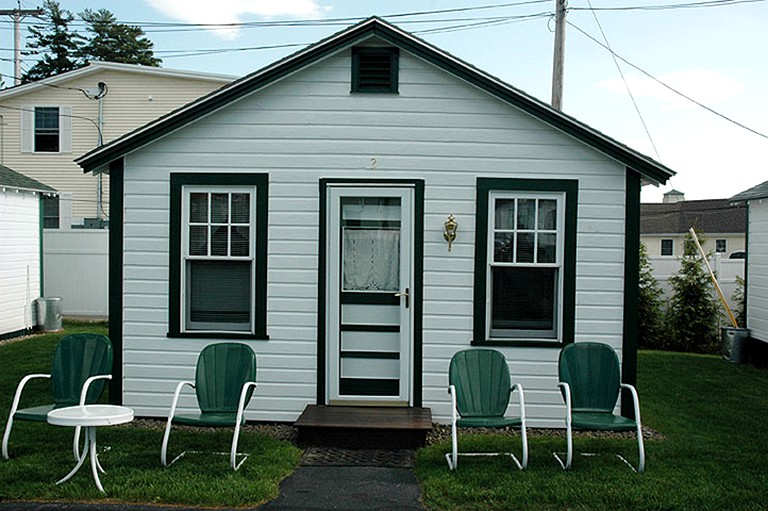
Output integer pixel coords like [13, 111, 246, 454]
[473, 178, 577, 345]
[715, 239, 727, 253]
[352, 47, 399, 93]
[660, 239, 673, 256]
[42, 195, 60, 229]
[34, 107, 60, 152]
[169, 173, 268, 339]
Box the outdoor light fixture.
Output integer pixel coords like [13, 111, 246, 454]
[443, 214, 458, 252]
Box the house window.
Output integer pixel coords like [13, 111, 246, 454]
[473, 178, 577, 345]
[351, 47, 399, 93]
[34, 107, 60, 152]
[42, 195, 60, 229]
[169, 174, 268, 339]
[660, 239, 673, 256]
[715, 239, 727, 253]
[21, 105, 72, 154]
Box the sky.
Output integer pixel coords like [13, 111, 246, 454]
[1, 0, 766, 203]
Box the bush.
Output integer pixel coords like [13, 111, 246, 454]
[732, 275, 746, 328]
[666, 231, 720, 353]
[638, 243, 666, 349]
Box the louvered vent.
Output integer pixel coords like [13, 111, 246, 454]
[352, 47, 399, 93]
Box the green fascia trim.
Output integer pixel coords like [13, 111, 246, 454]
[472, 177, 578, 347]
[168, 173, 269, 339]
[108, 158, 124, 404]
[621, 170, 641, 419]
[317, 178, 424, 407]
[77, 18, 673, 186]
[744, 206, 749, 320]
[38, 196, 44, 296]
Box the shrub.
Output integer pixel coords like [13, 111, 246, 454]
[638, 243, 666, 349]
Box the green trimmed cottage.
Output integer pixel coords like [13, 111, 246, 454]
[76, 18, 674, 427]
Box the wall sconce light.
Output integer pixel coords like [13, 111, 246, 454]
[443, 214, 458, 252]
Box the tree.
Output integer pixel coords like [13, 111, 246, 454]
[78, 9, 161, 67]
[638, 242, 666, 350]
[22, 0, 83, 82]
[732, 275, 746, 328]
[666, 231, 721, 353]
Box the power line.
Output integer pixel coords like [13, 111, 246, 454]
[570, 0, 766, 11]
[567, 20, 768, 141]
[584, 0, 662, 160]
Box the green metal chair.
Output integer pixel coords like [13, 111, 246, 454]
[557, 342, 645, 473]
[161, 342, 257, 470]
[446, 348, 528, 470]
[2, 333, 113, 461]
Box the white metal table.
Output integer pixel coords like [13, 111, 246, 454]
[47, 404, 134, 493]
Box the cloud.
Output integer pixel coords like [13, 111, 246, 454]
[599, 69, 745, 111]
[143, 0, 329, 39]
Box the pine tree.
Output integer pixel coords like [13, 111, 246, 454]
[22, 0, 83, 82]
[732, 275, 746, 328]
[78, 9, 161, 67]
[638, 243, 666, 349]
[667, 231, 721, 353]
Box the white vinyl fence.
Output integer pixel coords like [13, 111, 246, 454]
[648, 255, 745, 312]
[43, 230, 108, 317]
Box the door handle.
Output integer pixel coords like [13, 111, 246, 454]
[395, 288, 410, 309]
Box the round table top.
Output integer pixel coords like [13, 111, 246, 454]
[47, 405, 134, 427]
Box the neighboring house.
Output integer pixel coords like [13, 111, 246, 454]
[0, 61, 234, 228]
[641, 190, 746, 258]
[76, 18, 674, 427]
[0, 165, 55, 339]
[730, 181, 768, 357]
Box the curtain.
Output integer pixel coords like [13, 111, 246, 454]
[343, 228, 400, 291]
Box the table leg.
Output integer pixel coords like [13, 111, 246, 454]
[88, 427, 105, 493]
[56, 427, 90, 486]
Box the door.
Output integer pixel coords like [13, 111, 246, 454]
[326, 186, 414, 405]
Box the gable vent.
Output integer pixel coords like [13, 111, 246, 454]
[352, 47, 399, 93]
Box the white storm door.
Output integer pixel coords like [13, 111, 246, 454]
[327, 186, 414, 405]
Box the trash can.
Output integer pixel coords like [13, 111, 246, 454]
[721, 327, 749, 363]
[36, 297, 63, 332]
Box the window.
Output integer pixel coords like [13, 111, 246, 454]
[169, 174, 268, 339]
[20, 105, 72, 153]
[660, 239, 673, 256]
[351, 47, 399, 93]
[34, 107, 60, 152]
[715, 239, 727, 253]
[473, 178, 577, 345]
[42, 195, 59, 229]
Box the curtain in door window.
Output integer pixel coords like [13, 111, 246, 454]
[343, 228, 400, 291]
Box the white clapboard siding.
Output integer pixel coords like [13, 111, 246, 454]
[747, 200, 768, 342]
[0, 190, 40, 336]
[120, 49, 629, 426]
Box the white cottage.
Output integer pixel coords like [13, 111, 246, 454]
[76, 18, 674, 428]
[0, 166, 55, 339]
[731, 181, 768, 363]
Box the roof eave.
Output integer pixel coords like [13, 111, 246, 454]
[77, 17, 675, 184]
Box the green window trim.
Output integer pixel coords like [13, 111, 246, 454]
[351, 46, 399, 94]
[168, 173, 269, 340]
[472, 177, 578, 347]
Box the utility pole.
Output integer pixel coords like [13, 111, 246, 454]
[550, 0, 567, 110]
[0, 6, 43, 85]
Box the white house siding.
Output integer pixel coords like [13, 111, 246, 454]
[0, 190, 40, 336]
[747, 199, 768, 342]
[0, 70, 229, 222]
[120, 48, 628, 427]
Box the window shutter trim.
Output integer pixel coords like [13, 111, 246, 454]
[20, 106, 32, 153]
[59, 106, 72, 153]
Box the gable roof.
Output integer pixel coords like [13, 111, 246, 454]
[641, 199, 745, 235]
[0, 61, 234, 101]
[0, 164, 55, 193]
[730, 181, 768, 203]
[76, 17, 676, 185]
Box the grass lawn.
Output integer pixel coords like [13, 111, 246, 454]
[415, 350, 768, 511]
[0, 322, 302, 507]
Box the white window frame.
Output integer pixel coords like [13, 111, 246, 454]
[660, 238, 674, 256]
[486, 191, 566, 340]
[180, 185, 257, 334]
[20, 105, 72, 154]
[715, 239, 727, 253]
